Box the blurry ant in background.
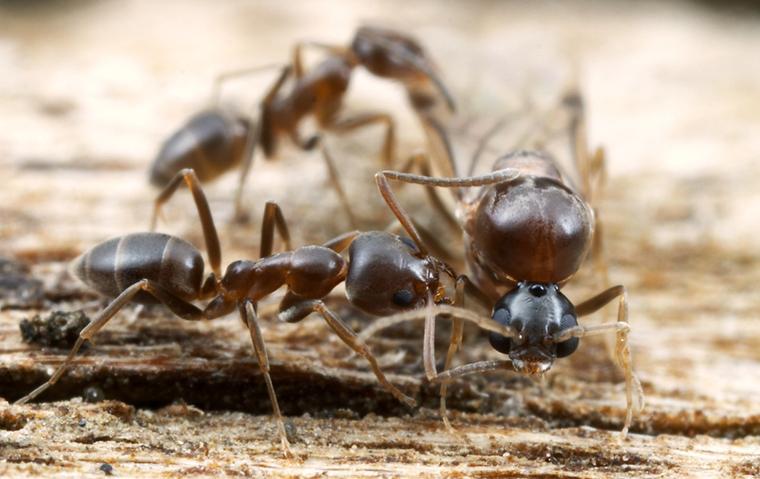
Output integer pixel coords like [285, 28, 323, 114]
[365, 89, 644, 435]
[149, 25, 457, 225]
[16, 167, 513, 457]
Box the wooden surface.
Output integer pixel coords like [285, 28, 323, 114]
[1, 1, 760, 477]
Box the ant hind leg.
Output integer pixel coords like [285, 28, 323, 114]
[15, 279, 204, 405]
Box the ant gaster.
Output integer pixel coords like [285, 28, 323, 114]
[16, 168, 513, 457]
[149, 25, 457, 223]
[368, 90, 644, 435]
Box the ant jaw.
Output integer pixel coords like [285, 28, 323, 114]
[511, 357, 554, 376]
[509, 347, 555, 376]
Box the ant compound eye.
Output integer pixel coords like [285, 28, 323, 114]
[392, 288, 416, 307]
[528, 284, 546, 297]
[555, 313, 579, 358]
[489, 307, 512, 354]
[492, 307, 510, 326]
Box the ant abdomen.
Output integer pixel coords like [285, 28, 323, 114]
[150, 109, 250, 187]
[70, 233, 204, 302]
[469, 175, 593, 284]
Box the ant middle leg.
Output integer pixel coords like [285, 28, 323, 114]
[278, 299, 416, 408]
[438, 275, 493, 431]
[321, 230, 360, 253]
[149, 168, 223, 278]
[570, 285, 645, 435]
[240, 300, 293, 458]
[15, 279, 205, 405]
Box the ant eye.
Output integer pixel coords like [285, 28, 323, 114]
[489, 307, 512, 354]
[391, 289, 416, 307]
[556, 313, 579, 358]
[529, 284, 546, 297]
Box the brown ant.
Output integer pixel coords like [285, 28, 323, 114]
[149, 25, 457, 223]
[366, 90, 644, 435]
[15, 168, 512, 457]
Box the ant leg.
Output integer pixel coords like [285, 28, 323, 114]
[209, 63, 283, 105]
[319, 143, 359, 229]
[438, 275, 492, 430]
[321, 230, 360, 253]
[15, 280, 204, 405]
[327, 113, 396, 168]
[149, 168, 222, 278]
[233, 66, 292, 221]
[240, 301, 293, 457]
[358, 305, 514, 345]
[375, 168, 520, 255]
[439, 315, 463, 431]
[431, 359, 513, 383]
[259, 201, 292, 258]
[240, 301, 293, 458]
[398, 153, 459, 232]
[292, 41, 344, 79]
[417, 114, 458, 181]
[572, 285, 645, 436]
[279, 300, 416, 408]
[384, 218, 459, 265]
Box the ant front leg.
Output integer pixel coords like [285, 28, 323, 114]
[149, 168, 223, 278]
[15, 279, 204, 405]
[239, 300, 294, 458]
[564, 285, 645, 436]
[278, 299, 416, 408]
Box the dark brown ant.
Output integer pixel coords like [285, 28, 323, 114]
[367, 90, 644, 435]
[15, 168, 512, 457]
[149, 25, 457, 223]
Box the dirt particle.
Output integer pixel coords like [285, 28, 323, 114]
[0, 409, 29, 431]
[19, 310, 90, 348]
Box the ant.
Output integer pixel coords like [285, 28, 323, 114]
[366, 89, 645, 435]
[149, 25, 457, 223]
[15, 168, 513, 457]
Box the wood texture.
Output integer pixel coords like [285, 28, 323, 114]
[1, 1, 759, 477]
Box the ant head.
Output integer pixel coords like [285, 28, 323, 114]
[488, 282, 579, 375]
[345, 231, 441, 316]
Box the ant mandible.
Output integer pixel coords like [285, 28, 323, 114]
[149, 25, 457, 223]
[15, 168, 512, 457]
[367, 89, 645, 435]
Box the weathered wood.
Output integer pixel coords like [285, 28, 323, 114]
[1, 1, 760, 477]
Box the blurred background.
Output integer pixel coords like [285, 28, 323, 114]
[1, 0, 759, 472]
